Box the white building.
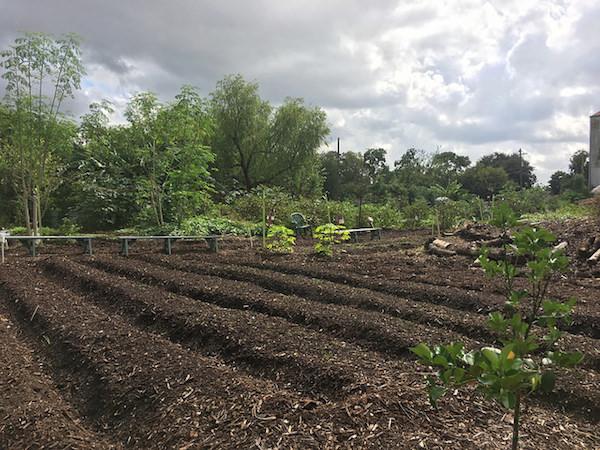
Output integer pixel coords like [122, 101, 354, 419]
[591, 111, 600, 189]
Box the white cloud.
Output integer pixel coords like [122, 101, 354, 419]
[1, 0, 598, 183]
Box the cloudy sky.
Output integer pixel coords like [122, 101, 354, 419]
[1, 0, 599, 183]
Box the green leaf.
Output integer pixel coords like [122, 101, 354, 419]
[540, 371, 556, 393]
[499, 390, 517, 409]
[428, 385, 446, 407]
[410, 343, 433, 362]
[482, 348, 500, 370]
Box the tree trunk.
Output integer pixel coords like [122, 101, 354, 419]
[32, 191, 39, 237]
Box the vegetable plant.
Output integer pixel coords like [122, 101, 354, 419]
[313, 223, 349, 256]
[410, 225, 583, 450]
[265, 225, 296, 253]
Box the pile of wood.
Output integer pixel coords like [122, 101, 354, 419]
[578, 235, 600, 264]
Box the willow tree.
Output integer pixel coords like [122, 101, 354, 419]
[210, 75, 329, 193]
[0, 32, 84, 235]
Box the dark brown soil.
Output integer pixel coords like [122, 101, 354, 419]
[0, 223, 599, 448]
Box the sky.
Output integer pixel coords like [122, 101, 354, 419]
[1, 0, 599, 183]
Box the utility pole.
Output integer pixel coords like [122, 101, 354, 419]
[518, 148, 523, 189]
[337, 137, 340, 159]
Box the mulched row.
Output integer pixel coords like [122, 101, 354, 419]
[83, 256, 600, 420]
[1, 255, 599, 448]
[42, 257, 410, 400]
[229, 257, 600, 339]
[0, 300, 119, 449]
[84, 256, 475, 358]
[138, 254, 600, 372]
[0, 265, 334, 448]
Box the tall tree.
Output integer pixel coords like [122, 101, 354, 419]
[125, 87, 214, 226]
[460, 166, 509, 199]
[569, 150, 588, 177]
[0, 32, 84, 234]
[478, 152, 536, 188]
[429, 151, 471, 186]
[210, 75, 270, 190]
[211, 75, 329, 192]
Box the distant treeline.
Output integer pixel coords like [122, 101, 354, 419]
[0, 33, 590, 232]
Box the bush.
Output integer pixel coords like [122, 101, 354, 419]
[411, 225, 582, 450]
[177, 216, 257, 236]
[265, 225, 296, 253]
[401, 199, 431, 229]
[313, 223, 350, 256]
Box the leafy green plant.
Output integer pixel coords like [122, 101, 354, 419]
[313, 223, 350, 256]
[411, 225, 583, 450]
[265, 225, 296, 253]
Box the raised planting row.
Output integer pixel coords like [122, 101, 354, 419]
[334, 251, 600, 311]
[137, 254, 600, 372]
[0, 301, 118, 449]
[42, 258, 410, 399]
[83, 256, 600, 420]
[0, 266, 333, 448]
[225, 257, 600, 339]
[84, 256, 477, 358]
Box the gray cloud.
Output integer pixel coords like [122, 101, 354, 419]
[0, 0, 598, 183]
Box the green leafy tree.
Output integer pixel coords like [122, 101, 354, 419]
[211, 75, 328, 192]
[125, 87, 214, 226]
[478, 152, 536, 188]
[568, 149, 588, 178]
[429, 151, 471, 187]
[313, 223, 349, 256]
[461, 166, 509, 199]
[411, 226, 582, 450]
[0, 32, 84, 234]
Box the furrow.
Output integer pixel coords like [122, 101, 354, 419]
[0, 266, 322, 448]
[0, 298, 119, 449]
[139, 255, 600, 372]
[43, 257, 403, 400]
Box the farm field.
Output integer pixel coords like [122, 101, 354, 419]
[1, 228, 599, 449]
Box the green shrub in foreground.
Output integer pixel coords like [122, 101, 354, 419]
[411, 226, 583, 450]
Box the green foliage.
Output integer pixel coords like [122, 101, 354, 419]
[490, 202, 518, 229]
[401, 199, 431, 229]
[411, 223, 582, 449]
[0, 32, 84, 235]
[266, 225, 296, 253]
[176, 216, 256, 236]
[313, 224, 350, 256]
[211, 74, 328, 193]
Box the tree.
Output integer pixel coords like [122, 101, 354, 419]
[461, 166, 509, 199]
[548, 171, 568, 195]
[211, 75, 270, 191]
[429, 151, 471, 187]
[412, 226, 582, 450]
[68, 101, 140, 230]
[0, 32, 84, 234]
[211, 75, 329, 192]
[569, 150, 588, 178]
[363, 148, 387, 184]
[478, 152, 536, 188]
[125, 87, 214, 226]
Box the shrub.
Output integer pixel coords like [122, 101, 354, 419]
[401, 199, 431, 229]
[411, 225, 582, 450]
[313, 223, 350, 256]
[265, 225, 296, 253]
[177, 216, 257, 236]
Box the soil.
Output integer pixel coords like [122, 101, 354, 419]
[0, 221, 599, 449]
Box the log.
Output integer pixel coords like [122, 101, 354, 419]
[553, 241, 568, 252]
[432, 238, 452, 249]
[588, 248, 600, 264]
[428, 243, 456, 257]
